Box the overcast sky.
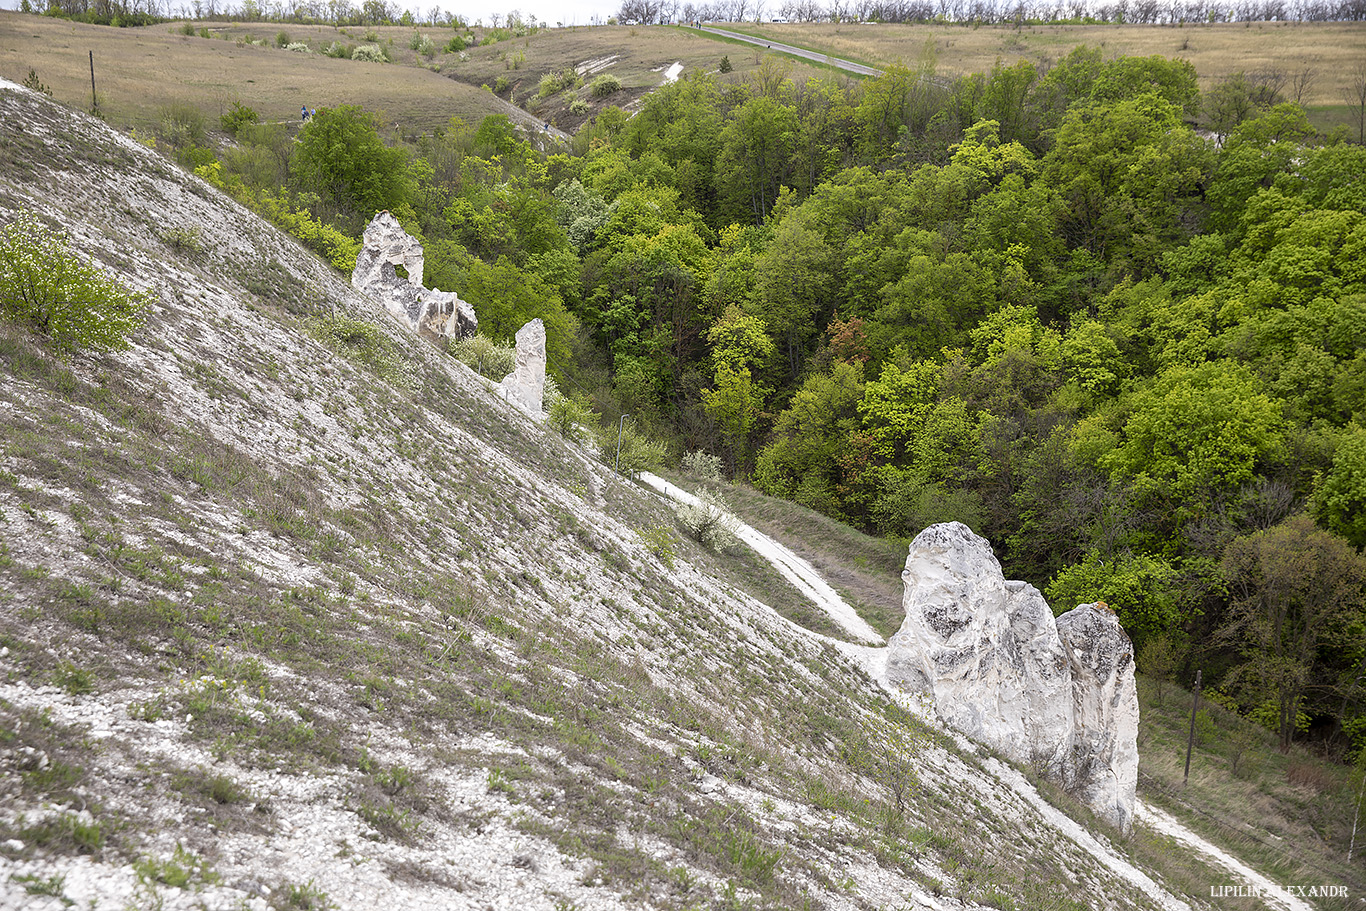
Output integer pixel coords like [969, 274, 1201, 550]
[0, 0, 628, 26]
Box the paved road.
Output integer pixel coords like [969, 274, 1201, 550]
[693, 25, 884, 77]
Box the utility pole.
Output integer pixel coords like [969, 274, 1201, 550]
[89, 51, 97, 112]
[1184, 669, 1202, 786]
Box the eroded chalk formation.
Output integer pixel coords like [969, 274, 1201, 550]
[886, 522, 1138, 832]
[497, 318, 547, 415]
[352, 212, 477, 340]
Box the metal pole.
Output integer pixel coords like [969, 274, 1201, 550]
[614, 414, 627, 473]
[89, 51, 96, 111]
[1184, 669, 1202, 786]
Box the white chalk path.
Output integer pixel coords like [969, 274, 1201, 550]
[638, 472, 884, 645]
[663, 61, 684, 83]
[1137, 802, 1314, 911]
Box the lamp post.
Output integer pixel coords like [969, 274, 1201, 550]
[615, 414, 628, 473]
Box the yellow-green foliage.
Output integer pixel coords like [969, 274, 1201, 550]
[195, 162, 359, 273]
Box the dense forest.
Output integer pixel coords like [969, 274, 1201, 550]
[112, 37, 1366, 758]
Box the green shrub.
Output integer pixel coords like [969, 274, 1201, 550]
[444, 34, 467, 53]
[598, 418, 666, 477]
[306, 315, 415, 389]
[537, 68, 579, 98]
[283, 42, 311, 53]
[157, 102, 207, 149]
[639, 525, 676, 568]
[21, 69, 52, 96]
[681, 450, 723, 483]
[179, 20, 195, 35]
[569, 98, 589, 116]
[493, 75, 511, 95]
[719, 55, 733, 73]
[589, 74, 621, 98]
[547, 390, 598, 443]
[675, 489, 741, 553]
[351, 44, 386, 62]
[449, 333, 515, 380]
[275, 30, 290, 47]
[220, 100, 260, 135]
[0, 214, 151, 353]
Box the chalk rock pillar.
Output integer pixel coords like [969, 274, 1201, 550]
[352, 212, 477, 341]
[886, 522, 1137, 833]
[499, 318, 547, 414]
[1057, 603, 1140, 834]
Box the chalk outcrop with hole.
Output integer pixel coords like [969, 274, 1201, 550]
[886, 522, 1138, 832]
[352, 211, 477, 340]
[497, 318, 547, 415]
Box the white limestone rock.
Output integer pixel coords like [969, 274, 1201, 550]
[886, 522, 1137, 833]
[1057, 602, 1139, 833]
[498, 318, 547, 415]
[352, 212, 477, 340]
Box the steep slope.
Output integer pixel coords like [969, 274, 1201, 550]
[1, 78, 1209, 911]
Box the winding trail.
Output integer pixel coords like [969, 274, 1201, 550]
[638, 472, 884, 645]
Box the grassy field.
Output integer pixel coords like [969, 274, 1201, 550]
[714, 472, 1366, 903]
[723, 20, 1366, 108]
[0, 15, 831, 136]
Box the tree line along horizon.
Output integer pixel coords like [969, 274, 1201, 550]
[24, 0, 1366, 28]
[43, 31, 1366, 758]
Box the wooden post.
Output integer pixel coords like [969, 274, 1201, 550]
[1183, 669, 1202, 786]
[89, 51, 97, 111]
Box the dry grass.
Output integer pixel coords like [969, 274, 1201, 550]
[729, 20, 1366, 109]
[0, 16, 834, 137]
[0, 12, 499, 133]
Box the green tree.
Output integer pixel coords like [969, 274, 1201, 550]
[1219, 515, 1366, 751]
[701, 305, 775, 475]
[1314, 427, 1366, 547]
[1097, 361, 1285, 502]
[753, 360, 865, 515]
[293, 105, 411, 224]
[458, 256, 579, 378]
[1042, 93, 1208, 280]
[0, 214, 150, 353]
[715, 95, 798, 223]
[748, 211, 835, 379]
[1046, 551, 1182, 649]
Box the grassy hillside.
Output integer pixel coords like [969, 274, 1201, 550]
[0, 14, 835, 138]
[0, 12, 501, 133]
[711, 474, 1366, 909]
